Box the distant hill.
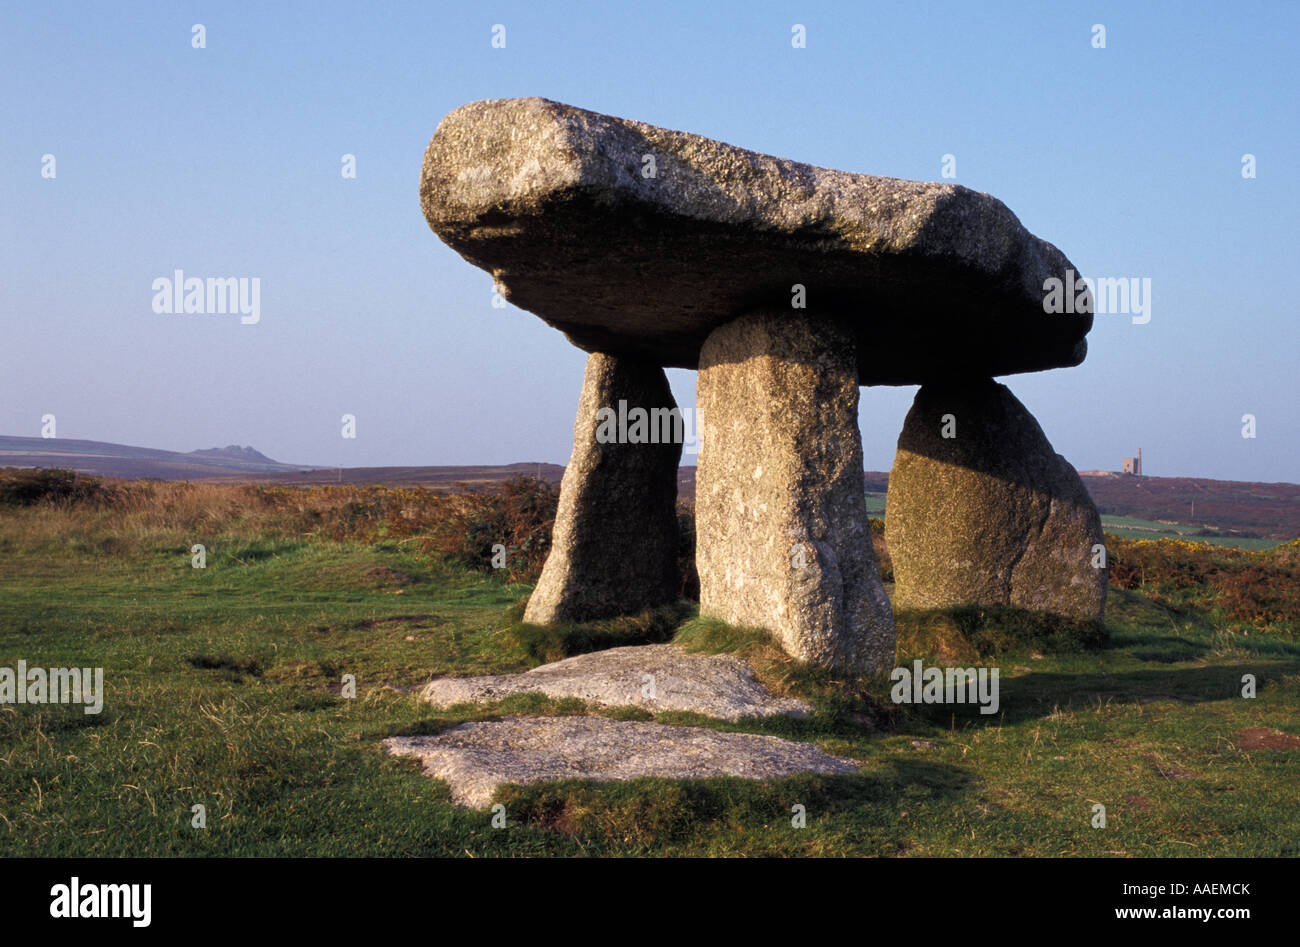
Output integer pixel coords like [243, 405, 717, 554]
[216, 463, 569, 491]
[3, 434, 1295, 538]
[1074, 471, 1300, 539]
[0, 435, 312, 480]
[0, 434, 568, 492]
[188, 445, 281, 465]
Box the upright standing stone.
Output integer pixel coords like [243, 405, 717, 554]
[886, 378, 1107, 621]
[696, 310, 895, 674]
[524, 353, 682, 624]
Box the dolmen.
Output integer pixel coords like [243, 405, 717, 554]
[420, 97, 1106, 676]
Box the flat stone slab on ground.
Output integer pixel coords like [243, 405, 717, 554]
[384, 716, 858, 808]
[420, 644, 810, 722]
[421, 97, 1091, 383]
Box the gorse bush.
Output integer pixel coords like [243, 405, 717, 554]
[676, 501, 699, 601]
[0, 468, 113, 506]
[417, 475, 559, 583]
[869, 517, 892, 582]
[1216, 565, 1300, 625]
[1107, 535, 1300, 628]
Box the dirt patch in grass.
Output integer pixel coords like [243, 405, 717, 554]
[1236, 727, 1300, 750]
[352, 614, 438, 631]
[186, 654, 261, 678]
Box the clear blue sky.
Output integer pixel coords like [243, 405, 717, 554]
[2, 0, 1296, 481]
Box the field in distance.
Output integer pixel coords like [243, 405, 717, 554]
[2, 434, 1295, 544]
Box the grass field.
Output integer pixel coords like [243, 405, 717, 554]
[0, 480, 1297, 857]
[1100, 514, 1280, 549]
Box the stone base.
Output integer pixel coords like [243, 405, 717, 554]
[524, 353, 681, 624]
[695, 310, 895, 674]
[886, 378, 1107, 621]
[385, 716, 857, 808]
[421, 644, 811, 722]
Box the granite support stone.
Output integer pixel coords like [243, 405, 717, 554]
[695, 310, 895, 674]
[886, 378, 1107, 621]
[524, 353, 682, 624]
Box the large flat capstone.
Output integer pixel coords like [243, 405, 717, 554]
[421, 97, 1091, 384]
[384, 716, 857, 808]
[420, 644, 810, 722]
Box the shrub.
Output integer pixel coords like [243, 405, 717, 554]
[1216, 557, 1300, 625]
[0, 468, 112, 506]
[1107, 535, 1300, 628]
[869, 518, 892, 582]
[676, 500, 699, 601]
[419, 475, 559, 583]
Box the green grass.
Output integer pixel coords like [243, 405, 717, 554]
[1101, 514, 1280, 549]
[1, 520, 1297, 856]
[506, 600, 697, 663]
